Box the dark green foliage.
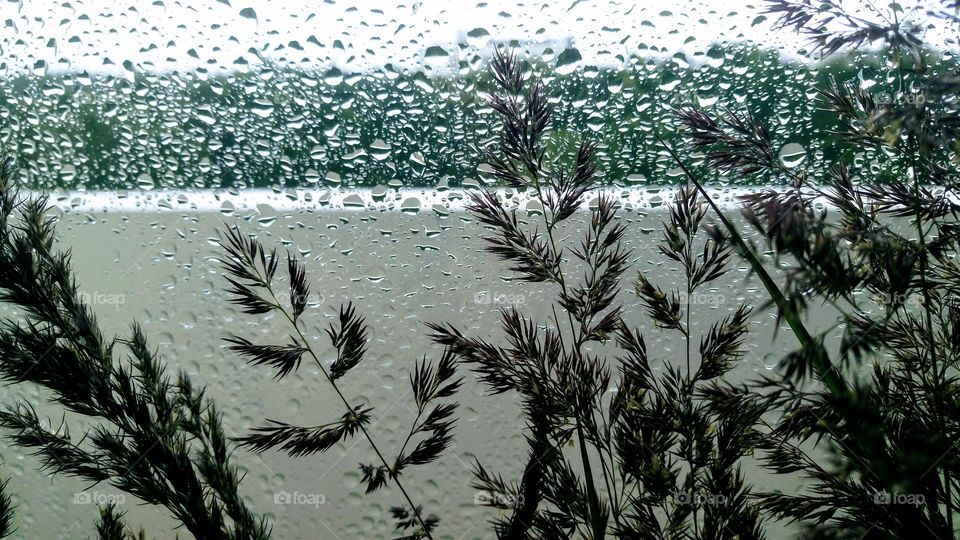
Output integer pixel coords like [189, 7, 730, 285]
[764, 0, 925, 57]
[0, 478, 13, 539]
[218, 226, 460, 539]
[236, 408, 373, 457]
[394, 349, 461, 471]
[0, 159, 270, 540]
[391, 506, 440, 540]
[678, 107, 781, 177]
[326, 303, 369, 380]
[673, 1, 960, 537]
[94, 503, 140, 540]
[428, 48, 767, 539]
[468, 189, 562, 282]
[622, 186, 763, 539]
[223, 336, 305, 380]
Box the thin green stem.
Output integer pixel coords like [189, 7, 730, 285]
[683, 190, 699, 537]
[577, 421, 606, 540]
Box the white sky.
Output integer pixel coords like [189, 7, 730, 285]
[0, 0, 954, 75]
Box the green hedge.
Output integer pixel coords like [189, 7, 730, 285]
[0, 44, 926, 190]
